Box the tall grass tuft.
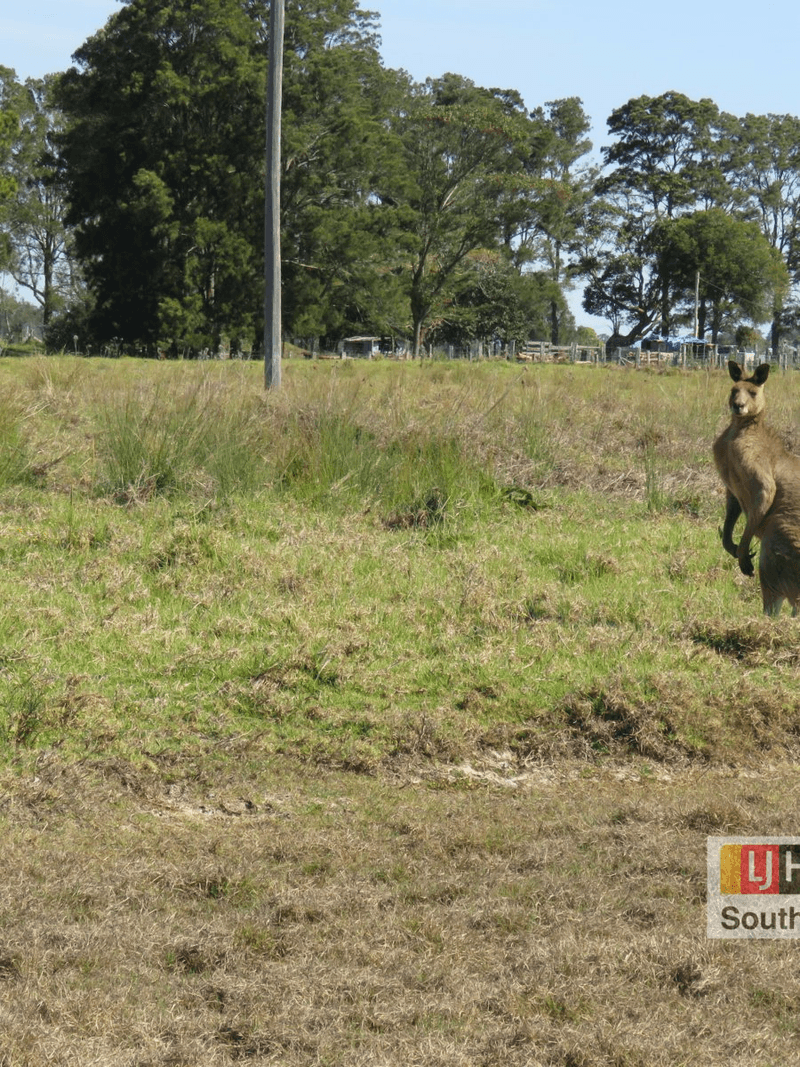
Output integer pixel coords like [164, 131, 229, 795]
[643, 439, 668, 512]
[95, 379, 270, 500]
[274, 408, 382, 504]
[0, 677, 47, 747]
[96, 385, 208, 500]
[198, 393, 271, 499]
[272, 400, 498, 522]
[0, 398, 36, 487]
[379, 433, 498, 524]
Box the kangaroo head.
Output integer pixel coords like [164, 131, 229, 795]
[727, 360, 770, 418]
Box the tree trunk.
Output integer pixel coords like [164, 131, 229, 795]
[697, 298, 707, 341]
[549, 242, 562, 345]
[412, 317, 423, 359]
[42, 236, 55, 328]
[660, 271, 670, 338]
[410, 282, 427, 358]
[771, 311, 782, 357]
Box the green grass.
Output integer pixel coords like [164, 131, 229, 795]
[0, 354, 796, 773]
[5, 355, 800, 1065]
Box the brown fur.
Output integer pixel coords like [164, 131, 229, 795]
[713, 360, 800, 616]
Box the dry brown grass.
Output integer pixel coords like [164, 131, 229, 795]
[0, 754, 799, 1066]
[1, 357, 800, 1064]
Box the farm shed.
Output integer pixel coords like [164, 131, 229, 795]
[639, 334, 719, 363]
[338, 336, 382, 359]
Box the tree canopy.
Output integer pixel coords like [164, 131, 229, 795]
[0, 70, 78, 327]
[55, 0, 264, 352]
[656, 208, 788, 343]
[0, 68, 21, 273]
[580, 91, 800, 348]
[0, 4, 797, 356]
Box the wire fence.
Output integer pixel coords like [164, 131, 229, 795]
[514, 341, 800, 371]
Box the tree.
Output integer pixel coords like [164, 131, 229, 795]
[730, 113, 800, 353]
[55, 0, 405, 354]
[657, 208, 788, 343]
[266, 0, 409, 347]
[600, 91, 734, 218]
[578, 192, 662, 341]
[0, 69, 20, 272]
[513, 97, 594, 343]
[0, 288, 41, 342]
[0, 71, 78, 327]
[393, 74, 531, 356]
[56, 0, 265, 352]
[580, 91, 737, 343]
[425, 248, 568, 351]
[0, 108, 14, 203]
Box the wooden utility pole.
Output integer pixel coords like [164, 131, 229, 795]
[264, 0, 285, 390]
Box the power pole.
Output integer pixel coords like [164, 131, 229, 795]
[264, 0, 285, 390]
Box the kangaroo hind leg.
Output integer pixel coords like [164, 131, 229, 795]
[762, 591, 785, 617]
[759, 560, 785, 617]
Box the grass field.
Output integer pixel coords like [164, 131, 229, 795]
[0, 354, 799, 1065]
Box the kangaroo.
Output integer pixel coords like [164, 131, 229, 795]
[713, 360, 800, 616]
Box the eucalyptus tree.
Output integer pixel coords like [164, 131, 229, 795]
[0, 288, 42, 340]
[656, 208, 788, 343]
[581, 91, 737, 343]
[393, 73, 532, 356]
[514, 96, 594, 343]
[428, 248, 567, 351]
[0, 68, 20, 272]
[600, 91, 735, 217]
[0, 112, 14, 203]
[55, 0, 408, 353]
[578, 190, 662, 341]
[254, 0, 409, 346]
[0, 77, 15, 198]
[729, 113, 800, 352]
[0, 71, 78, 327]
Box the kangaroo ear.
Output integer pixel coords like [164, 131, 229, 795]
[753, 363, 770, 385]
[728, 361, 743, 381]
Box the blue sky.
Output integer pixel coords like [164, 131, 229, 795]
[6, 0, 798, 156]
[3, 0, 799, 329]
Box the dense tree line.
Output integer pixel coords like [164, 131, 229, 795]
[583, 92, 796, 349]
[0, 1, 798, 356]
